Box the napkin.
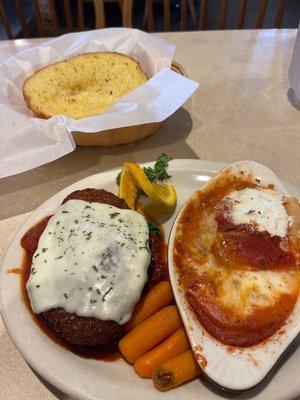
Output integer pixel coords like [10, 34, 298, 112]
[0, 28, 199, 178]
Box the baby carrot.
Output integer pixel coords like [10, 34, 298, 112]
[134, 327, 190, 378]
[152, 350, 201, 391]
[126, 281, 173, 332]
[119, 305, 182, 364]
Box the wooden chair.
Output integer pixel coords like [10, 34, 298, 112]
[93, 0, 133, 29]
[0, 0, 133, 39]
[211, 0, 289, 30]
[144, 0, 198, 32]
[143, 0, 290, 32]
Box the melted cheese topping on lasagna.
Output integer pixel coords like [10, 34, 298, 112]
[173, 173, 299, 346]
[201, 258, 297, 316]
[225, 188, 293, 237]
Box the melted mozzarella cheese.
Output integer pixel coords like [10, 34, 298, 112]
[226, 188, 293, 237]
[26, 200, 151, 324]
[200, 255, 298, 317]
[216, 268, 297, 316]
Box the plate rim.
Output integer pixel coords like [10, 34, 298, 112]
[167, 160, 300, 391]
[1, 158, 299, 400]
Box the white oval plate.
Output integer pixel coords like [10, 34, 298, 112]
[1, 159, 299, 400]
[168, 161, 300, 391]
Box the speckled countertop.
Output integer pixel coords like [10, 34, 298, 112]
[0, 29, 299, 400]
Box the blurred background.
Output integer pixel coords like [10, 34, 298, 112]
[0, 0, 300, 40]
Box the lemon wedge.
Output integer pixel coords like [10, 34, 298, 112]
[118, 162, 176, 219]
[119, 167, 138, 210]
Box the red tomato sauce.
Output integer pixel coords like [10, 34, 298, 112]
[213, 228, 295, 270]
[173, 171, 299, 347]
[20, 215, 168, 360]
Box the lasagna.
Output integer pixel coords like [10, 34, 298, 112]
[173, 170, 300, 347]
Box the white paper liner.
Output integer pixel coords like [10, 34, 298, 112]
[0, 28, 199, 178]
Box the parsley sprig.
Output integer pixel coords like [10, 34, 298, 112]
[143, 153, 172, 182]
[116, 153, 172, 186]
[148, 220, 160, 236]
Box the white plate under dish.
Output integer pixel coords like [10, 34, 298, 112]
[0, 159, 299, 400]
[168, 161, 300, 391]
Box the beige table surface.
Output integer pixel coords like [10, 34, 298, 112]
[0, 29, 300, 400]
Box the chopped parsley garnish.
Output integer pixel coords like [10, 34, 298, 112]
[143, 153, 172, 182]
[116, 172, 122, 185]
[109, 212, 120, 219]
[102, 286, 113, 302]
[90, 299, 97, 304]
[85, 231, 92, 241]
[55, 255, 63, 260]
[139, 238, 150, 252]
[68, 232, 78, 239]
[139, 246, 150, 253]
[36, 285, 40, 288]
[101, 275, 107, 279]
[74, 219, 78, 224]
[42, 248, 48, 253]
[63, 293, 68, 299]
[148, 220, 160, 236]
[85, 205, 91, 209]
[92, 265, 99, 272]
[116, 153, 172, 187]
[62, 210, 69, 214]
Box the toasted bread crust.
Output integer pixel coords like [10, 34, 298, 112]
[23, 52, 148, 120]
